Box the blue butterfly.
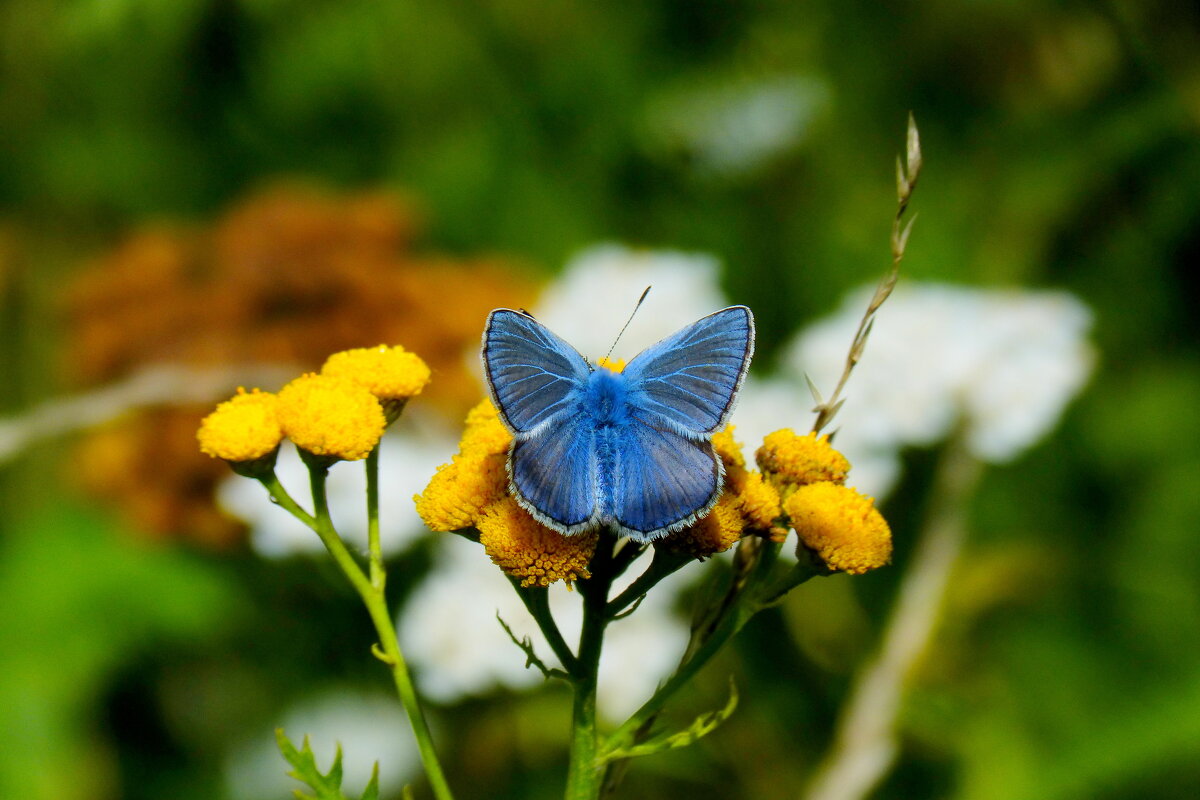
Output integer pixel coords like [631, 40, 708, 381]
[482, 306, 755, 543]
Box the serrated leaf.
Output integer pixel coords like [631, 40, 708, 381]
[275, 728, 381, 800]
[359, 764, 380, 800]
[599, 680, 739, 764]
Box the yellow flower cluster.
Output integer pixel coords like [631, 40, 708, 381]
[783, 484, 891, 575]
[756, 429, 849, 487]
[322, 345, 431, 421]
[413, 406, 891, 579]
[199, 346, 431, 465]
[415, 399, 597, 586]
[478, 498, 596, 587]
[197, 388, 283, 463]
[756, 428, 891, 575]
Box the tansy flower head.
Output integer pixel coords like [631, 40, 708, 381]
[757, 429, 850, 487]
[478, 497, 596, 586]
[730, 470, 783, 533]
[458, 399, 513, 458]
[197, 388, 283, 471]
[712, 425, 746, 473]
[595, 356, 626, 373]
[661, 492, 745, 558]
[276, 373, 386, 461]
[784, 482, 891, 575]
[321, 345, 431, 411]
[414, 453, 508, 532]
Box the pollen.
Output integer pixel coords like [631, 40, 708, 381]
[414, 452, 509, 532]
[276, 373, 386, 461]
[459, 399, 513, 458]
[477, 497, 596, 586]
[321, 344, 432, 401]
[731, 470, 782, 531]
[197, 388, 283, 462]
[756, 429, 850, 487]
[595, 356, 626, 373]
[783, 482, 892, 575]
[662, 493, 745, 558]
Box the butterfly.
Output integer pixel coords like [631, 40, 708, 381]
[482, 306, 754, 542]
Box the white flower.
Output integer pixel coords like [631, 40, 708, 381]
[218, 416, 457, 558]
[224, 687, 418, 800]
[750, 283, 1095, 497]
[399, 538, 692, 722]
[532, 243, 731, 361]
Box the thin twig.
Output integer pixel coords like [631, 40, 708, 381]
[0, 362, 298, 463]
[811, 114, 922, 436]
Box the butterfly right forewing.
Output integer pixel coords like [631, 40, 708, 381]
[621, 306, 754, 436]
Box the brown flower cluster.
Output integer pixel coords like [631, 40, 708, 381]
[65, 183, 533, 546]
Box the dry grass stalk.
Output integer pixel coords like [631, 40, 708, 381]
[810, 114, 922, 436]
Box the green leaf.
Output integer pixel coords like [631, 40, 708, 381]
[598, 679, 739, 764]
[276, 729, 383, 800]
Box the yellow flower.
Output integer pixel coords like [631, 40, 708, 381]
[756, 429, 850, 487]
[661, 492, 745, 558]
[783, 482, 891, 575]
[321, 344, 432, 401]
[478, 497, 596, 586]
[414, 453, 508, 532]
[276, 373, 386, 461]
[197, 388, 283, 463]
[595, 356, 626, 373]
[712, 425, 746, 473]
[730, 470, 782, 532]
[459, 399, 513, 457]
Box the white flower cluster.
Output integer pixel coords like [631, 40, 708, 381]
[399, 536, 691, 722]
[736, 283, 1095, 497]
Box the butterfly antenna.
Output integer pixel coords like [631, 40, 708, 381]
[603, 286, 651, 364]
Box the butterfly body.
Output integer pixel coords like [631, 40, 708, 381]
[483, 306, 754, 542]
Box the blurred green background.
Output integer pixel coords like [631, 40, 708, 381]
[2, 1, 1199, 798]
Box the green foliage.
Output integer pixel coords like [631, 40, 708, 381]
[275, 729, 381, 800]
[599, 680, 739, 765]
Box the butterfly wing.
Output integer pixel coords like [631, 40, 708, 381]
[609, 423, 723, 542]
[622, 306, 754, 436]
[509, 412, 600, 533]
[482, 309, 592, 435]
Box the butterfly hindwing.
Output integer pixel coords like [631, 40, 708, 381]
[483, 309, 591, 435]
[623, 306, 754, 436]
[611, 423, 722, 542]
[509, 413, 599, 532]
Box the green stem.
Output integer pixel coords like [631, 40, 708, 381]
[366, 447, 385, 590]
[601, 539, 814, 760]
[606, 547, 691, 619]
[263, 464, 455, 800]
[516, 583, 579, 675]
[564, 534, 616, 800]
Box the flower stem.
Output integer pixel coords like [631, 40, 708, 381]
[564, 533, 616, 800]
[366, 447, 385, 590]
[263, 463, 455, 800]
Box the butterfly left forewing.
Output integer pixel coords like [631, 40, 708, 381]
[622, 306, 754, 436]
[609, 422, 722, 542]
